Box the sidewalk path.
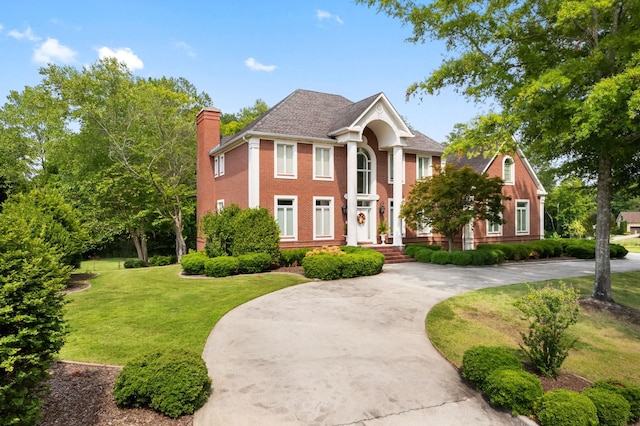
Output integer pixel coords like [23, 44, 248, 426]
[195, 254, 640, 426]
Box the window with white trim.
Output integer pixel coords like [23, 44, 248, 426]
[275, 197, 297, 240]
[503, 156, 514, 185]
[275, 142, 297, 178]
[417, 156, 432, 180]
[516, 200, 530, 234]
[216, 199, 224, 212]
[487, 219, 502, 236]
[388, 199, 407, 237]
[388, 152, 405, 184]
[313, 197, 333, 240]
[218, 154, 225, 176]
[313, 145, 333, 180]
[214, 156, 219, 177]
[357, 148, 372, 195]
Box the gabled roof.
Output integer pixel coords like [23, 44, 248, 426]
[215, 89, 443, 154]
[618, 211, 640, 223]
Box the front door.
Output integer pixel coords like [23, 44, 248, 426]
[356, 201, 373, 243]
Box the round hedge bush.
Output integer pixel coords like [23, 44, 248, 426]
[180, 251, 209, 275]
[484, 368, 543, 416]
[204, 256, 239, 277]
[414, 248, 434, 263]
[113, 350, 211, 418]
[593, 380, 640, 422]
[124, 259, 148, 268]
[535, 390, 598, 426]
[301, 247, 384, 280]
[583, 387, 631, 426]
[431, 250, 451, 265]
[237, 252, 272, 274]
[461, 346, 523, 391]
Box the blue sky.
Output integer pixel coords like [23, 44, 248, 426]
[0, 1, 483, 142]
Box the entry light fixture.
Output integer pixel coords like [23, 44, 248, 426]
[342, 204, 348, 216]
[379, 202, 385, 216]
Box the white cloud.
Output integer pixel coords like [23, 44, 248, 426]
[245, 57, 276, 72]
[97, 47, 144, 70]
[0, 24, 4, 32]
[316, 10, 344, 25]
[33, 38, 77, 64]
[174, 41, 196, 57]
[8, 25, 41, 41]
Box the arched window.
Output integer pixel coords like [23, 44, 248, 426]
[357, 148, 371, 195]
[503, 156, 514, 184]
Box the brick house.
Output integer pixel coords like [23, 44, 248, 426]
[616, 212, 640, 234]
[196, 89, 546, 251]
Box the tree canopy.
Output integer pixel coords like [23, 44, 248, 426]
[359, 0, 640, 301]
[401, 163, 508, 251]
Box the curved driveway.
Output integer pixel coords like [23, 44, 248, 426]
[195, 254, 640, 426]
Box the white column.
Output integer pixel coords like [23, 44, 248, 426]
[392, 145, 403, 246]
[346, 141, 358, 246]
[248, 138, 260, 208]
[539, 195, 546, 240]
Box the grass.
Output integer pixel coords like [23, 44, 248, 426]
[426, 271, 640, 385]
[61, 260, 309, 365]
[620, 236, 640, 253]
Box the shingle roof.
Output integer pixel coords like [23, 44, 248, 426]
[619, 211, 640, 223]
[222, 89, 443, 153]
[447, 154, 493, 173]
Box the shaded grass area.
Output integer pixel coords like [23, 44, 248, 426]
[620, 237, 640, 253]
[61, 261, 309, 365]
[426, 271, 640, 385]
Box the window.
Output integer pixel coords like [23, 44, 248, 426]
[216, 199, 224, 212]
[487, 219, 502, 236]
[417, 156, 432, 180]
[214, 156, 219, 177]
[388, 152, 405, 184]
[388, 199, 407, 237]
[516, 200, 529, 234]
[313, 146, 333, 180]
[218, 154, 225, 176]
[275, 197, 297, 240]
[503, 157, 514, 184]
[313, 197, 333, 240]
[357, 148, 372, 195]
[275, 142, 297, 178]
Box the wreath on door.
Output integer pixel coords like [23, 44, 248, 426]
[357, 212, 366, 225]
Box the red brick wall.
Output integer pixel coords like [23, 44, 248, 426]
[196, 108, 220, 251]
[215, 144, 249, 209]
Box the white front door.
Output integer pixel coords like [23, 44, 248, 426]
[356, 202, 373, 243]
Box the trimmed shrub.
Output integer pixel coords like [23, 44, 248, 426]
[514, 284, 579, 377]
[149, 255, 176, 266]
[280, 248, 311, 267]
[431, 250, 452, 265]
[301, 247, 384, 280]
[593, 380, 640, 422]
[450, 251, 473, 266]
[565, 241, 596, 259]
[124, 259, 148, 268]
[414, 248, 434, 263]
[237, 252, 272, 274]
[535, 390, 598, 426]
[582, 387, 630, 426]
[461, 346, 523, 391]
[230, 208, 280, 263]
[113, 350, 211, 418]
[180, 251, 209, 275]
[405, 243, 442, 257]
[610, 243, 628, 259]
[484, 368, 543, 416]
[302, 254, 342, 280]
[204, 256, 239, 277]
[470, 249, 505, 265]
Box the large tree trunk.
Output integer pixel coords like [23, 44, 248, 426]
[129, 228, 149, 262]
[172, 204, 187, 261]
[593, 153, 613, 302]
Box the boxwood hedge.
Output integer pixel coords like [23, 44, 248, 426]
[301, 247, 384, 280]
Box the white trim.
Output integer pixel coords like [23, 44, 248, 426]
[486, 219, 503, 236]
[357, 145, 377, 196]
[387, 151, 405, 184]
[503, 156, 515, 185]
[416, 155, 432, 181]
[213, 156, 219, 178]
[218, 154, 225, 176]
[388, 198, 407, 237]
[313, 144, 334, 181]
[216, 199, 224, 212]
[248, 138, 260, 208]
[313, 196, 334, 240]
[274, 141, 297, 179]
[516, 199, 530, 235]
[275, 196, 298, 241]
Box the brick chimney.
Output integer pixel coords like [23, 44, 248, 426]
[196, 107, 221, 251]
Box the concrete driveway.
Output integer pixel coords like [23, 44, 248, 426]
[195, 254, 640, 426]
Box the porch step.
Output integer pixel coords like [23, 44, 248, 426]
[368, 245, 416, 264]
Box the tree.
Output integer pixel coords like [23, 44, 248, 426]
[220, 99, 268, 136]
[545, 178, 596, 238]
[41, 59, 211, 260]
[359, 0, 640, 301]
[0, 193, 71, 425]
[400, 163, 508, 251]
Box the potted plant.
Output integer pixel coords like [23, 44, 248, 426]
[377, 221, 389, 245]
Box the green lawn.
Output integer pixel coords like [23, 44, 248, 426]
[61, 260, 309, 365]
[426, 271, 640, 385]
[620, 237, 640, 253]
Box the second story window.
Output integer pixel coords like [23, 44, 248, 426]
[503, 156, 514, 184]
[275, 142, 297, 178]
[357, 148, 371, 195]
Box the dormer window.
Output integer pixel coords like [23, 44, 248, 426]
[503, 156, 514, 185]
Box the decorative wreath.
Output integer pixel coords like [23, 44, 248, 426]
[357, 212, 366, 225]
